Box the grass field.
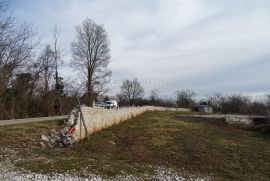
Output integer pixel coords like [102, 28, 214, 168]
[0, 111, 270, 180]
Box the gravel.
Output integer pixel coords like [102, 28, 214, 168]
[0, 148, 209, 181]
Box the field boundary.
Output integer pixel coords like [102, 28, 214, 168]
[0, 115, 68, 126]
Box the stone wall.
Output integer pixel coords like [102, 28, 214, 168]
[73, 106, 189, 140]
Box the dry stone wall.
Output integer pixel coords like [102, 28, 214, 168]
[73, 106, 188, 140]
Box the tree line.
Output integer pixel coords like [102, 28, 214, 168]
[117, 81, 270, 116]
[0, 3, 269, 120]
[174, 90, 270, 115]
[0, 4, 112, 119]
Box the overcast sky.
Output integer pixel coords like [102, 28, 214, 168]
[9, 0, 270, 99]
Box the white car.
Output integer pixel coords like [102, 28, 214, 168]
[105, 100, 118, 109]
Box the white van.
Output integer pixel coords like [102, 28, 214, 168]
[105, 100, 118, 109]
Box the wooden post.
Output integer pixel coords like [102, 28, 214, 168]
[77, 96, 89, 140]
[79, 111, 82, 140]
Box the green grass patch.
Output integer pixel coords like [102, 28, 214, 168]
[1, 111, 270, 180]
[0, 121, 61, 145]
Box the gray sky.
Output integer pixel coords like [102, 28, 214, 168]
[9, 0, 270, 98]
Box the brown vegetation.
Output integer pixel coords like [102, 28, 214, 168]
[1, 111, 269, 180]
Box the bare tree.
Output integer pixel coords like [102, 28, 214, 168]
[264, 92, 270, 113]
[116, 93, 128, 107]
[150, 88, 159, 105]
[38, 45, 55, 93]
[52, 25, 64, 114]
[0, 24, 36, 85]
[0, 12, 36, 87]
[221, 94, 251, 114]
[0, 4, 37, 119]
[250, 100, 266, 115]
[204, 93, 224, 112]
[120, 78, 144, 106]
[53, 25, 61, 92]
[175, 89, 195, 108]
[71, 18, 111, 106]
[35, 45, 56, 116]
[64, 77, 85, 97]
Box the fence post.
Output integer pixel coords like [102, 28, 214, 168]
[77, 96, 89, 140]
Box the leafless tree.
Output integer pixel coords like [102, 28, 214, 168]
[52, 25, 64, 114]
[26, 26, 61, 101]
[64, 77, 85, 97]
[38, 45, 55, 93]
[203, 93, 224, 112]
[0, 4, 37, 119]
[150, 88, 159, 105]
[0, 16, 36, 88]
[0, 30, 35, 84]
[71, 18, 111, 106]
[53, 25, 61, 89]
[116, 93, 129, 107]
[26, 45, 56, 100]
[221, 94, 251, 114]
[175, 89, 195, 108]
[264, 92, 270, 113]
[31, 45, 55, 116]
[250, 100, 266, 115]
[120, 78, 144, 106]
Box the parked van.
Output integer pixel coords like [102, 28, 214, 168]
[105, 100, 118, 109]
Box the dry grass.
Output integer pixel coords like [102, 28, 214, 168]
[1, 111, 270, 180]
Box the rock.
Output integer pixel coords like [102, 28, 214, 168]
[109, 140, 116, 145]
[62, 127, 69, 133]
[49, 138, 56, 143]
[59, 129, 65, 135]
[49, 130, 61, 141]
[39, 141, 46, 148]
[50, 129, 58, 135]
[40, 107, 80, 148]
[41, 135, 49, 142]
[47, 143, 53, 148]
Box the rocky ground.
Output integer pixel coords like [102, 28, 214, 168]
[0, 147, 208, 181]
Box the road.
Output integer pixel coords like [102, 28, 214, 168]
[0, 115, 68, 126]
